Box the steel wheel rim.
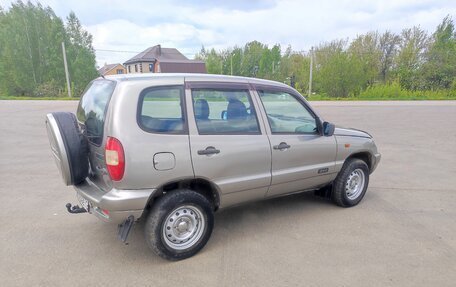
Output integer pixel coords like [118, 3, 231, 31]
[162, 205, 205, 250]
[345, 168, 365, 200]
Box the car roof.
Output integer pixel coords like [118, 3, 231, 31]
[102, 73, 291, 89]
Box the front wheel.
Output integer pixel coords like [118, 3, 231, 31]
[332, 159, 370, 207]
[144, 189, 214, 261]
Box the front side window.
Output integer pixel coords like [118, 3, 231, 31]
[138, 86, 185, 133]
[192, 89, 260, 134]
[258, 90, 317, 134]
[77, 80, 116, 145]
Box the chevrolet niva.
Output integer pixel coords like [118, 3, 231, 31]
[45, 74, 380, 260]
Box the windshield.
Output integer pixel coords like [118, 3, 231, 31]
[76, 80, 116, 145]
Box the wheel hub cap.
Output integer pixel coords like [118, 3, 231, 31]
[162, 205, 205, 250]
[345, 169, 365, 200]
[176, 220, 189, 233]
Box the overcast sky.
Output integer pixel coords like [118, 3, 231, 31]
[1, 0, 455, 67]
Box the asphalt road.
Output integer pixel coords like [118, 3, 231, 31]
[1, 100, 455, 286]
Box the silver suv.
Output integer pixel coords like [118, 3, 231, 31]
[45, 74, 380, 260]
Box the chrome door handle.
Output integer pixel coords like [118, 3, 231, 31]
[273, 142, 291, 150]
[197, 146, 220, 155]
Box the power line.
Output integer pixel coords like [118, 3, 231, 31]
[95, 49, 140, 54]
[94, 47, 428, 59]
[94, 48, 197, 56]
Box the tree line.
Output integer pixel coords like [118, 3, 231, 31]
[0, 1, 454, 99]
[196, 16, 456, 98]
[0, 1, 97, 97]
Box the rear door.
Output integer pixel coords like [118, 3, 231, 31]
[76, 79, 116, 191]
[186, 82, 271, 208]
[255, 87, 337, 197]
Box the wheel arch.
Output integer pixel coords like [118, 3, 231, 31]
[346, 151, 374, 172]
[145, 177, 221, 212]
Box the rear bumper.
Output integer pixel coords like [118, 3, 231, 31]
[74, 179, 157, 224]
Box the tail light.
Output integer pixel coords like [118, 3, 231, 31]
[105, 137, 125, 181]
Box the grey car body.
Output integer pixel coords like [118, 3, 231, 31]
[46, 73, 380, 260]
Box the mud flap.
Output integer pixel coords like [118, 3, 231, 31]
[118, 216, 134, 244]
[314, 185, 333, 199]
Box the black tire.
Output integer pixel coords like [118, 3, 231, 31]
[144, 189, 214, 261]
[48, 112, 89, 185]
[332, 158, 369, 207]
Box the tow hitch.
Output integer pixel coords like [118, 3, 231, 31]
[65, 203, 88, 214]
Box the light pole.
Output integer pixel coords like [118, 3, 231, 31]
[230, 52, 236, 75]
[308, 47, 313, 98]
[62, 42, 72, 98]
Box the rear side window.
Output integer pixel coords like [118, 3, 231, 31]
[138, 86, 186, 134]
[191, 89, 260, 134]
[77, 80, 116, 145]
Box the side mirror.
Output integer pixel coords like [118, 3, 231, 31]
[316, 117, 323, 135]
[221, 110, 227, 120]
[323, 122, 335, 136]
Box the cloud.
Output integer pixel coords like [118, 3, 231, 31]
[178, 0, 278, 11]
[87, 19, 223, 66]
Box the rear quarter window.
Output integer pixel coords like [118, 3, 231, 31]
[76, 80, 116, 145]
[138, 86, 186, 134]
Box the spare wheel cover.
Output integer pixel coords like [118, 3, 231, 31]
[45, 113, 73, 185]
[45, 112, 89, 185]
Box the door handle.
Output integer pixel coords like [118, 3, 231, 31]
[197, 146, 220, 155]
[273, 142, 291, 150]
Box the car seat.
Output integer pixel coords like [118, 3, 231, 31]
[226, 98, 248, 120]
[194, 99, 210, 120]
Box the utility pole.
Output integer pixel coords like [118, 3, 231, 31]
[230, 55, 233, 75]
[308, 47, 313, 98]
[62, 42, 71, 98]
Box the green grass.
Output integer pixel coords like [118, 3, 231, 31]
[307, 83, 456, 101]
[0, 95, 77, 100]
[307, 93, 456, 101]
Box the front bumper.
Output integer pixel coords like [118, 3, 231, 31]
[74, 179, 157, 224]
[370, 153, 381, 174]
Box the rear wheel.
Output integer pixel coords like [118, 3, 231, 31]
[144, 189, 214, 261]
[332, 158, 369, 207]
